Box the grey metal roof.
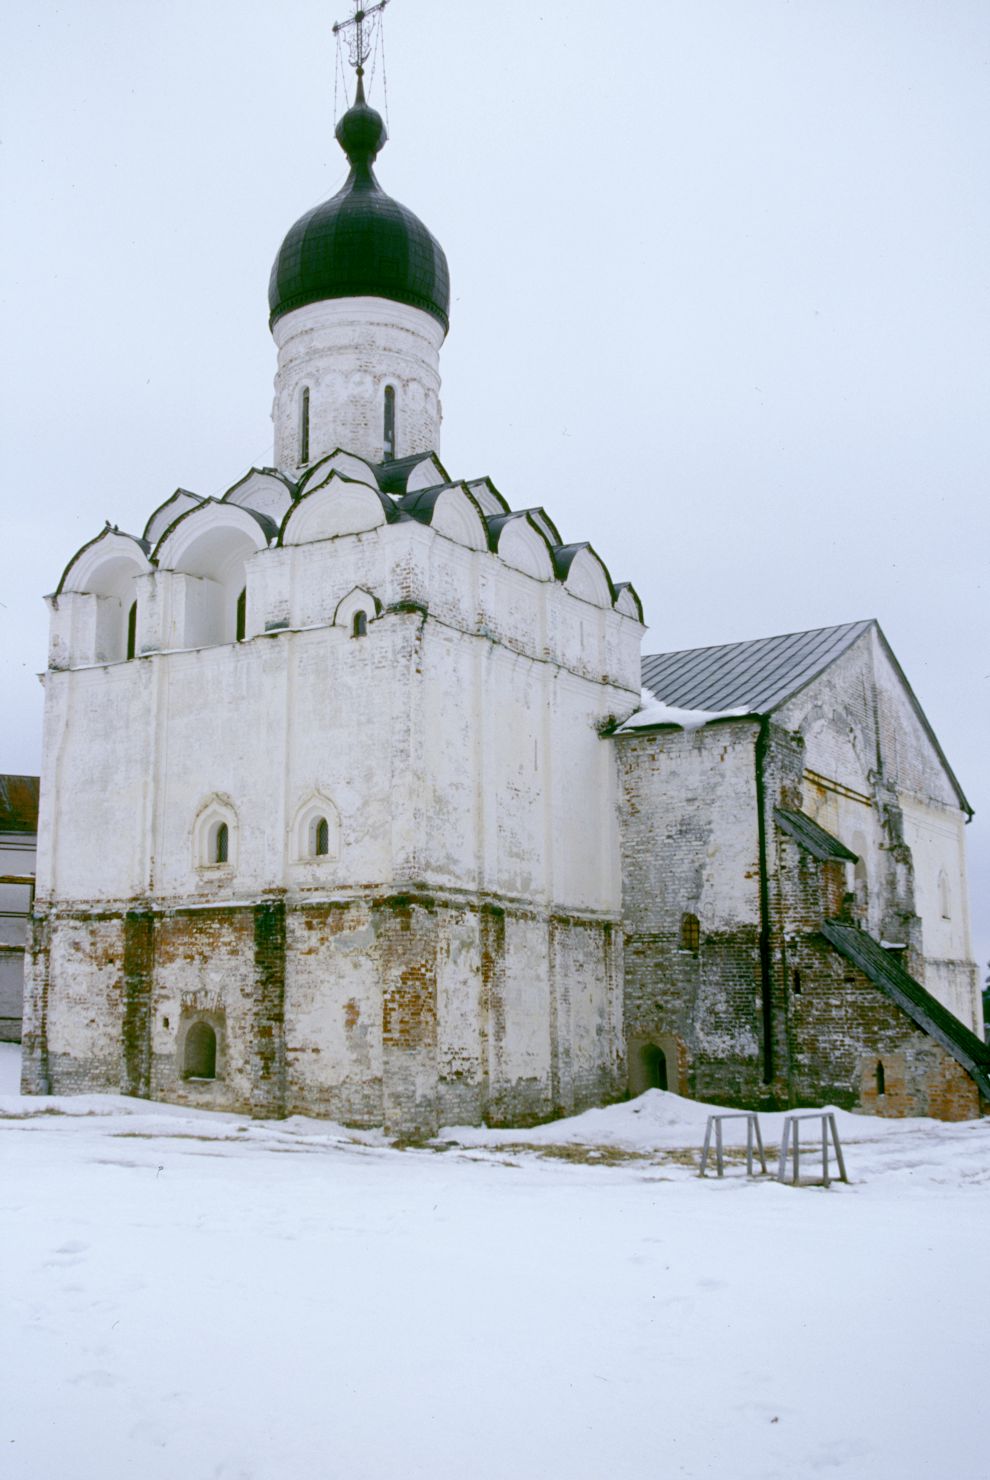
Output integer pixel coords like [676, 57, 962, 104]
[822, 921, 990, 1099]
[641, 620, 873, 714]
[641, 619, 972, 818]
[774, 808, 858, 863]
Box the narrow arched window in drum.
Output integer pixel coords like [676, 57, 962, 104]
[300, 385, 310, 464]
[383, 384, 396, 459]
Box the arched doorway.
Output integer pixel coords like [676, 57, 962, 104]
[640, 1042, 668, 1091]
[183, 1021, 217, 1079]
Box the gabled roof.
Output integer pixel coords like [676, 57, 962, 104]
[774, 808, 858, 863]
[642, 620, 872, 714]
[0, 775, 39, 834]
[642, 619, 971, 817]
[822, 920, 990, 1100]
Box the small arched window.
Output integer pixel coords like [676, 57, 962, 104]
[679, 913, 700, 952]
[236, 587, 247, 642]
[938, 870, 951, 920]
[214, 822, 229, 865]
[314, 816, 330, 857]
[126, 601, 138, 660]
[300, 385, 310, 465]
[352, 610, 368, 638]
[383, 384, 396, 460]
[184, 1021, 217, 1080]
[876, 1060, 886, 1097]
[792, 968, 802, 995]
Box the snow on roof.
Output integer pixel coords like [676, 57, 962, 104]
[615, 690, 751, 734]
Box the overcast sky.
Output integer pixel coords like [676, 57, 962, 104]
[3, 0, 988, 968]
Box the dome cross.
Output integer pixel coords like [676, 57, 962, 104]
[332, 0, 391, 81]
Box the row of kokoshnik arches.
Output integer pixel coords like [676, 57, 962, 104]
[53, 452, 642, 667]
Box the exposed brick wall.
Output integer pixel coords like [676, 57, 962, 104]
[251, 901, 286, 1118]
[27, 892, 624, 1136]
[617, 716, 983, 1120]
[121, 910, 154, 1098]
[784, 934, 980, 1120]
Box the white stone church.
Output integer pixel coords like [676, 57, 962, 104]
[22, 71, 987, 1132]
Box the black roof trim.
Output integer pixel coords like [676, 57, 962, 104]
[295, 449, 377, 498]
[550, 542, 616, 601]
[821, 920, 990, 1098]
[141, 489, 204, 544]
[221, 467, 295, 504]
[396, 482, 486, 533]
[485, 509, 556, 562]
[55, 526, 151, 597]
[613, 581, 645, 623]
[276, 475, 402, 546]
[774, 808, 858, 863]
[373, 452, 450, 495]
[151, 498, 277, 563]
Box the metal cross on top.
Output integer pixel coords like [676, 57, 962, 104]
[332, 0, 391, 78]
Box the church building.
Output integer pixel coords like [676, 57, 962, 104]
[21, 48, 985, 1133]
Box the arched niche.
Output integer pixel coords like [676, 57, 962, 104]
[154, 501, 273, 648]
[614, 582, 644, 621]
[178, 1011, 224, 1082]
[554, 544, 615, 609]
[55, 528, 153, 665]
[399, 485, 487, 550]
[333, 586, 381, 633]
[291, 793, 341, 864]
[405, 454, 449, 492]
[57, 528, 152, 598]
[142, 490, 204, 548]
[193, 795, 238, 872]
[222, 468, 294, 526]
[464, 477, 509, 517]
[297, 449, 379, 495]
[280, 472, 396, 546]
[488, 512, 554, 580]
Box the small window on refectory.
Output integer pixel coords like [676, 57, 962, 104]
[680, 913, 700, 952]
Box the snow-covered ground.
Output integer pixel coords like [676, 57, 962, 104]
[2, 1042, 988, 1480]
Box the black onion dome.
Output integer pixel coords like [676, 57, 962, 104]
[268, 81, 450, 334]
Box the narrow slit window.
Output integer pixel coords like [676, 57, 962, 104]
[315, 816, 330, 857]
[126, 601, 138, 660]
[792, 969, 802, 994]
[352, 610, 368, 638]
[300, 386, 310, 464]
[215, 822, 229, 865]
[383, 384, 396, 460]
[876, 1060, 886, 1097]
[236, 588, 247, 642]
[679, 912, 700, 952]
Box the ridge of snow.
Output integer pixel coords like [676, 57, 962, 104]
[616, 689, 751, 732]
